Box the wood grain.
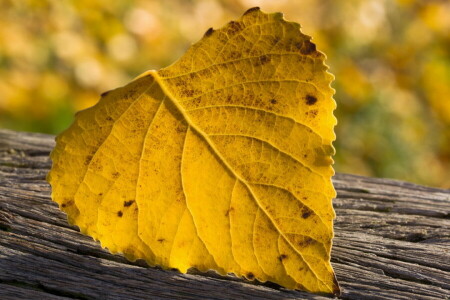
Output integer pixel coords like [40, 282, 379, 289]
[0, 129, 449, 300]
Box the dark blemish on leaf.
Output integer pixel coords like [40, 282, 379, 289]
[227, 21, 243, 35]
[157, 238, 165, 243]
[270, 99, 277, 104]
[106, 116, 113, 121]
[303, 154, 308, 158]
[61, 200, 74, 208]
[298, 237, 314, 248]
[101, 90, 111, 97]
[260, 55, 270, 65]
[272, 37, 280, 46]
[295, 42, 302, 50]
[246, 272, 255, 280]
[112, 172, 120, 179]
[244, 7, 260, 15]
[278, 254, 288, 261]
[308, 109, 318, 117]
[183, 89, 195, 97]
[298, 267, 304, 271]
[90, 159, 102, 172]
[176, 126, 186, 134]
[305, 95, 317, 105]
[204, 27, 214, 37]
[117, 211, 123, 217]
[124, 200, 135, 207]
[300, 40, 316, 55]
[84, 155, 93, 166]
[302, 211, 312, 219]
[225, 207, 234, 217]
[301, 206, 313, 219]
[229, 51, 241, 59]
[98, 193, 103, 196]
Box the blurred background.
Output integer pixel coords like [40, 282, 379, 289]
[0, 0, 449, 188]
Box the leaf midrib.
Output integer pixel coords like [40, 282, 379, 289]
[150, 70, 332, 292]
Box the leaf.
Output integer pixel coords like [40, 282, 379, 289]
[48, 7, 339, 295]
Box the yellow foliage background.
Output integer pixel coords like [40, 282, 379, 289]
[1, 0, 449, 188]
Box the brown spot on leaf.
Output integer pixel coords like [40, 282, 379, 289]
[124, 200, 135, 207]
[61, 200, 74, 207]
[229, 51, 241, 59]
[117, 211, 123, 217]
[225, 207, 234, 217]
[204, 27, 214, 37]
[308, 109, 318, 117]
[243, 7, 260, 16]
[300, 40, 317, 55]
[106, 116, 113, 121]
[305, 95, 317, 105]
[270, 99, 277, 104]
[227, 21, 243, 35]
[302, 211, 312, 219]
[84, 155, 93, 166]
[278, 254, 288, 261]
[301, 206, 313, 219]
[246, 272, 255, 279]
[157, 238, 165, 243]
[182, 89, 195, 97]
[98, 193, 103, 196]
[272, 37, 280, 46]
[260, 55, 270, 65]
[112, 172, 120, 179]
[298, 237, 314, 248]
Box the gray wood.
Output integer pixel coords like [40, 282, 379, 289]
[0, 129, 449, 300]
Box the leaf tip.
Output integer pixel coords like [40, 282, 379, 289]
[204, 27, 214, 37]
[100, 90, 112, 97]
[133, 69, 157, 81]
[332, 274, 341, 296]
[243, 7, 260, 16]
[273, 12, 284, 20]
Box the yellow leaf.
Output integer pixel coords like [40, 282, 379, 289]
[48, 7, 339, 295]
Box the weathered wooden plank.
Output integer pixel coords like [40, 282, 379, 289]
[0, 283, 73, 300]
[0, 129, 449, 300]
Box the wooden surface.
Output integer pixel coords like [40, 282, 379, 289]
[0, 129, 449, 300]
